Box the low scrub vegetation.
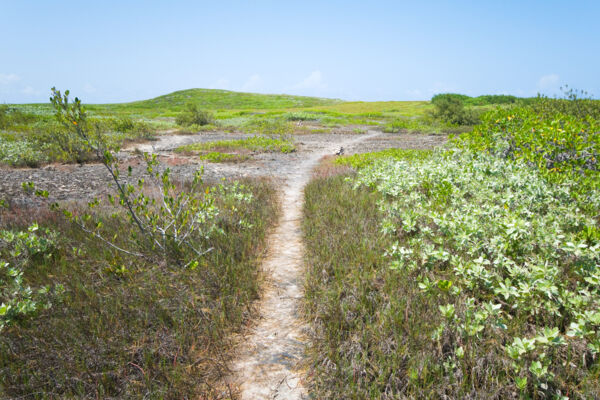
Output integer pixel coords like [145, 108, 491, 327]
[197, 151, 250, 163]
[433, 93, 523, 106]
[0, 89, 279, 398]
[305, 94, 600, 398]
[335, 147, 433, 169]
[176, 135, 295, 154]
[0, 105, 155, 167]
[457, 102, 600, 208]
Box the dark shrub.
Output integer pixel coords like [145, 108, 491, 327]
[431, 95, 481, 125]
[176, 103, 214, 126]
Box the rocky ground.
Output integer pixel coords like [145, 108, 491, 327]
[0, 131, 446, 208]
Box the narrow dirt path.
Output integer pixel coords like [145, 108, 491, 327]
[231, 131, 380, 399]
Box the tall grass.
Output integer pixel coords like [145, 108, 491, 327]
[303, 174, 411, 398]
[0, 178, 278, 398]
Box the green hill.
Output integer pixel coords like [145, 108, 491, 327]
[10, 88, 343, 118]
[95, 88, 342, 116]
[132, 88, 341, 109]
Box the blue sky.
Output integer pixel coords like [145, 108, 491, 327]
[1, 0, 598, 103]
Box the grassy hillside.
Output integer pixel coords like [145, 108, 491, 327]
[9, 89, 343, 118]
[125, 88, 341, 110]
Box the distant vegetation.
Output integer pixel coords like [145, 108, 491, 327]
[175, 102, 215, 127]
[2, 86, 597, 167]
[181, 135, 293, 153]
[430, 94, 483, 125]
[431, 93, 534, 106]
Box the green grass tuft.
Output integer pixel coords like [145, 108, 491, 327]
[176, 136, 295, 154]
[197, 151, 249, 163]
[335, 148, 433, 169]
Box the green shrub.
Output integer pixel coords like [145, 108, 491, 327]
[0, 224, 63, 332]
[432, 93, 530, 107]
[175, 103, 214, 126]
[283, 112, 320, 121]
[304, 148, 600, 398]
[455, 106, 600, 207]
[431, 93, 471, 105]
[349, 151, 600, 397]
[471, 94, 520, 105]
[530, 86, 600, 121]
[430, 96, 481, 125]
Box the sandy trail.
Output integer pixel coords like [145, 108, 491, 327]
[231, 131, 380, 399]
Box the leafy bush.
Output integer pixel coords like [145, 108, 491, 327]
[49, 88, 234, 265]
[432, 93, 529, 107]
[283, 112, 321, 121]
[431, 93, 472, 105]
[0, 224, 62, 332]
[430, 95, 481, 126]
[175, 103, 214, 126]
[456, 106, 600, 208]
[530, 86, 600, 121]
[352, 151, 600, 397]
[0, 138, 50, 167]
[304, 147, 600, 398]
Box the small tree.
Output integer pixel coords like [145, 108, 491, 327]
[49, 88, 225, 266]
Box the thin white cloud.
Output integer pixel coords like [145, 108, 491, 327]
[21, 86, 37, 95]
[405, 89, 424, 99]
[208, 78, 232, 90]
[83, 83, 96, 93]
[0, 73, 20, 85]
[292, 70, 326, 90]
[428, 82, 458, 96]
[538, 73, 560, 90]
[241, 74, 262, 92]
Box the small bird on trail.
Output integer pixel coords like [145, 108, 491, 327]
[335, 147, 344, 156]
